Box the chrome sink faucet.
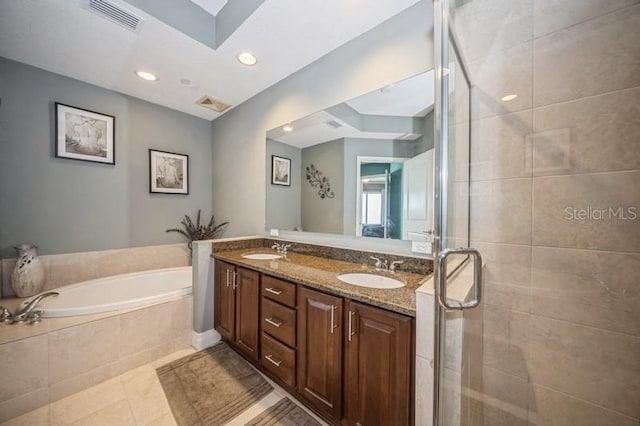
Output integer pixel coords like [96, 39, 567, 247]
[271, 242, 293, 255]
[370, 256, 403, 273]
[9, 291, 58, 324]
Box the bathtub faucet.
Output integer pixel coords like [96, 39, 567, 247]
[11, 291, 58, 324]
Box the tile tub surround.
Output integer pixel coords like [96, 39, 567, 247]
[1, 243, 191, 299]
[214, 249, 429, 316]
[0, 296, 192, 423]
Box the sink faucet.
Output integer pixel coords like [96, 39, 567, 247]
[370, 256, 388, 271]
[271, 242, 293, 255]
[370, 257, 403, 273]
[10, 291, 58, 324]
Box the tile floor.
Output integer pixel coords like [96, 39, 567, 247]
[1, 348, 328, 426]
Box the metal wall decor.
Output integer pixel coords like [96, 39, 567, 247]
[305, 164, 335, 199]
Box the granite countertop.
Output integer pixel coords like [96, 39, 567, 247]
[213, 249, 432, 317]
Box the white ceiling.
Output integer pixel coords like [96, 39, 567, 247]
[190, 0, 227, 16]
[0, 0, 420, 120]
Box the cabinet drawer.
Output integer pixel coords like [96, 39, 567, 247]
[261, 275, 296, 308]
[262, 298, 296, 347]
[261, 333, 296, 387]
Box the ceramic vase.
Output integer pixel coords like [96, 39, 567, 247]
[10, 244, 46, 298]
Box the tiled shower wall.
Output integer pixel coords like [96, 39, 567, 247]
[1, 243, 191, 298]
[455, 0, 640, 424]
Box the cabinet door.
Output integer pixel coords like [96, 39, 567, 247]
[234, 267, 261, 361]
[345, 300, 412, 426]
[214, 260, 235, 341]
[297, 287, 343, 419]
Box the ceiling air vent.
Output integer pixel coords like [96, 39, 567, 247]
[325, 120, 343, 128]
[195, 95, 232, 113]
[86, 0, 144, 33]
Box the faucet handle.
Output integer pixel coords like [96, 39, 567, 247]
[29, 310, 44, 325]
[390, 260, 404, 272]
[370, 256, 383, 269]
[0, 306, 13, 323]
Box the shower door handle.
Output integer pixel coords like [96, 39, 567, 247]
[436, 247, 483, 310]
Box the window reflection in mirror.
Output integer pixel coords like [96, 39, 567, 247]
[266, 70, 436, 244]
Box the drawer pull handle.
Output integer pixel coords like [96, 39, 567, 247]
[265, 317, 282, 328]
[265, 354, 281, 367]
[265, 287, 283, 295]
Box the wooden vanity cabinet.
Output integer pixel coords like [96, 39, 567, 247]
[297, 287, 344, 420]
[214, 260, 260, 362]
[344, 300, 413, 426]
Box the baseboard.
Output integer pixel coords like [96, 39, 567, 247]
[191, 329, 221, 350]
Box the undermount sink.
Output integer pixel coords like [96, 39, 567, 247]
[337, 273, 405, 289]
[241, 253, 282, 260]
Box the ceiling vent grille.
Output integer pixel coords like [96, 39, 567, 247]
[325, 120, 343, 128]
[195, 95, 232, 113]
[86, 0, 143, 33]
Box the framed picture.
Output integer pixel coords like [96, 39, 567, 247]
[149, 149, 189, 194]
[55, 102, 115, 164]
[271, 155, 291, 186]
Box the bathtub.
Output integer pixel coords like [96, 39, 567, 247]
[19, 266, 192, 318]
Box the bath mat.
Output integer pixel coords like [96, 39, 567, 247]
[156, 342, 273, 426]
[245, 397, 323, 426]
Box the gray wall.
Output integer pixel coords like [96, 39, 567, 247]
[0, 57, 213, 257]
[265, 139, 301, 230]
[301, 139, 344, 233]
[211, 0, 434, 238]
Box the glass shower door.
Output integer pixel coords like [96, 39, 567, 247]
[434, 0, 640, 425]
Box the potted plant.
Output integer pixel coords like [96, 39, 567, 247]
[166, 210, 229, 250]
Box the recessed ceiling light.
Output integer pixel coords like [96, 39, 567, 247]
[135, 70, 158, 81]
[282, 125, 293, 132]
[501, 94, 518, 101]
[237, 52, 257, 66]
[180, 78, 191, 85]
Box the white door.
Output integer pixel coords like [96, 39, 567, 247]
[402, 149, 434, 248]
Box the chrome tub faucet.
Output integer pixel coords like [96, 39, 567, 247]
[8, 291, 58, 324]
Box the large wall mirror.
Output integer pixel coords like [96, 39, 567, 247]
[265, 70, 440, 249]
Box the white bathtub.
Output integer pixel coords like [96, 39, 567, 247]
[20, 266, 192, 318]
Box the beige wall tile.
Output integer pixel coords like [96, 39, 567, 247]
[1, 258, 16, 298]
[49, 377, 125, 424]
[531, 247, 640, 336]
[533, 87, 640, 176]
[534, 5, 640, 107]
[70, 399, 136, 426]
[471, 242, 531, 288]
[456, 0, 533, 61]
[48, 316, 119, 384]
[47, 251, 99, 289]
[415, 355, 434, 426]
[533, 0, 639, 37]
[482, 367, 530, 426]
[96, 248, 135, 277]
[0, 389, 49, 424]
[528, 384, 638, 426]
[0, 334, 48, 403]
[483, 308, 530, 379]
[528, 315, 640, 417]
[470, 178, 532, 245]
[471, 111, 533, 181]
[469, 42, 533, 120]
[532, 171, 640, 252]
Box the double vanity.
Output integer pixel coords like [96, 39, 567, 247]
[212, 243, 432, 425]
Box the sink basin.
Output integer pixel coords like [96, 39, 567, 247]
[241, 253, 282, 260]
[337, 273, 405, 289]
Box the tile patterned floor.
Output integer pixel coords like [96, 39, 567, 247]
[2, 348, 328, 426]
